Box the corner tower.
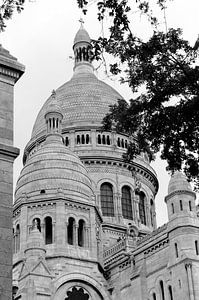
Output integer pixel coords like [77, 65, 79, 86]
[165, 172, 199, 300]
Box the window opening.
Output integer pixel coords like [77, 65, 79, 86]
[32, 218, 41, 232]
[107, 135, 110, 145]
[121, 139, 124, 148]
[86, 134, 89, 144]
[171, 203, 174, 214]
[97, 134, 101, 144]
[121, 186, 133, 219]
[100, 183, 114, 216]
[77, 135, 80, 144]
[152, 293, 156, 300]
[195, 240, 199, 255]
[65, 286, 89, 300]
[125, 140, 128, 148]
[81, 134, 85, 144]
[175, 242, 179, 258]
[117, 137, 121, 147]
[16, 224, 20, 252]
[180, 200, 183, 211]
[150, 199, 154, 227]
[102, 135, 106, 144]
[67, 217, 75, 245]
[189, 201, 192, 211]
[78, 219, 85, 247]
[168, 285, 173, 300]
[45, 216, 53, 244]
[65, 136, 69, 146]
[160, 280, 165, 300]
[138, 192, 146, 225]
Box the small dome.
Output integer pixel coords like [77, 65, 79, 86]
[73, 23, 91, 46]
[168, 171, 192, 194]
[15, 137, 93, 204]
[45, 90, 62, 116]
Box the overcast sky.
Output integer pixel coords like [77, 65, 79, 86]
[1, 0, 199, 226]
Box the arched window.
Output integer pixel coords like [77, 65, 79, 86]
[65, 136, 69, 146]
[180, 200, 183, 211]
[171, 203, 175, 214]
[67, 217, 75, 245]
[81, 134, 85, 144]
[65, 287, 89, 300]
[175, 242, 179, 258]
[189, 201, 192, 211]
[16, 224, 20, 252]
[117, 137, 121, 147]
[160, 280, 165, 300]
[32, 218, 41, 232]
[102, 135, 106, 144]
[86, 134, 90, 144]
[107, 135, 110, 145]
[100, 183, 114, 216]
[152, 293, 156, 300]
[97, 134, 101, 144]
[44, 216, 53, 244]
[121, 139, 124, 148]
[77, 135, 80, 144]
[121, 186, 133, 219]
[195, 240, 199, 255]
[168, 285, 173, 300]
[150, 199, 154, 227]
[138, 192, 146, 225]
[78, 219, 85, 247]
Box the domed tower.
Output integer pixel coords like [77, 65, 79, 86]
[13, 91, 108, 299]
[22, 23, 158, 251]
[165, 172, 199, 300]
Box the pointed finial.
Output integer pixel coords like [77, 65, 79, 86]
[51, 89, 56, 98]
[79, 17, 84, 28]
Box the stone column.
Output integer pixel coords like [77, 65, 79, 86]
[185, 262, 195, 300]
[91, 129, 96, 148]
[74, 224, 78, 246]
[0, 45, 24, 299]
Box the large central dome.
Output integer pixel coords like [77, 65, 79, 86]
[31, 71, 122, 139]
[31, 25, 123, 141]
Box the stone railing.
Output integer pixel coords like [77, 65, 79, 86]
[103, 239, 127, 260]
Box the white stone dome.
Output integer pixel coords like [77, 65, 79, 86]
[168, 171, 192, 195]
[31, 71, 122, 140]
[15, 135, 93, 204]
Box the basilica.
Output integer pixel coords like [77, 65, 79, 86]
[12, 23, 199, 300]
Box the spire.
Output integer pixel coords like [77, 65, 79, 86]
[73, 20, 93, 73]
[44, 90, 63, 142]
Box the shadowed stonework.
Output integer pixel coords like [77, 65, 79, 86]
[12, 24, 199, 300]
[0, 45, 24, 299]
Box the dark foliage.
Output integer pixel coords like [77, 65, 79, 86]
[77, 0, 199, 187]
[0, 0, 25, 31]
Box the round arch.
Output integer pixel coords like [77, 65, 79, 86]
[53, 272, 111, 300]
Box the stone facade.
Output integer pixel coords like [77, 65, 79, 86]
[0, 45, 24, 300]
[12, 24, 199, 299]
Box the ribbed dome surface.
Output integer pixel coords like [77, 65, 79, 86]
[168, 171, 192, 194]
[74, 25, 90, 45]
[31, 71, 123, 139]
[15, 136, 93, 204]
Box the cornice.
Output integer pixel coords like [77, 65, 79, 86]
[165, 189, 196, 202]
[0, 143, 19, 161]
